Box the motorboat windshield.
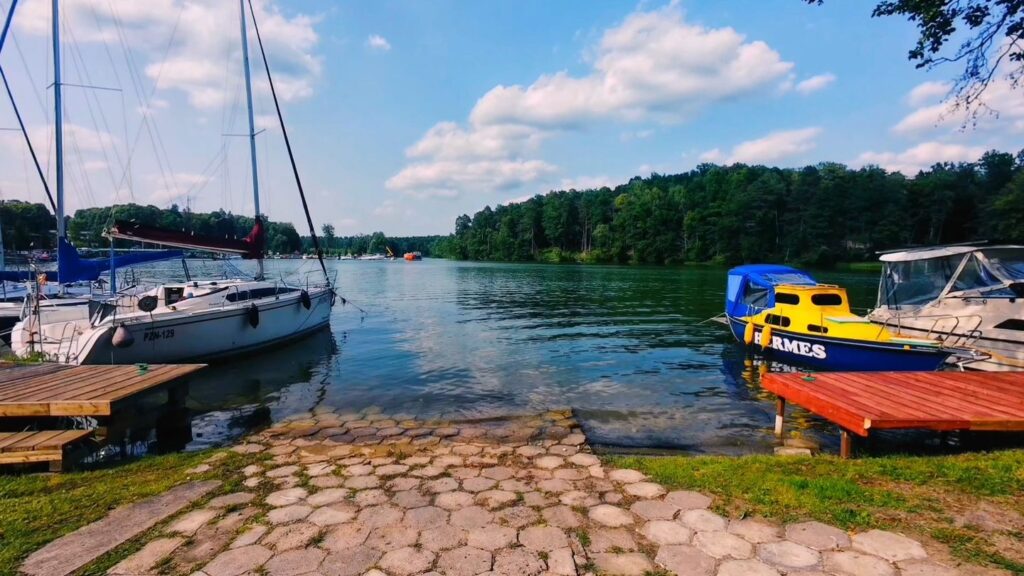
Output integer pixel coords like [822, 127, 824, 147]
[877, 246, 1024, 309]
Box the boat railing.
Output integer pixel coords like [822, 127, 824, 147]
[881, 313, 985, 348]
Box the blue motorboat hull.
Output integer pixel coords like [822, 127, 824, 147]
[727, 317, 951, 372]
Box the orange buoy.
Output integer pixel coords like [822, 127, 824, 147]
[743, 322, 755, 345]
[761, 325, 773, 350]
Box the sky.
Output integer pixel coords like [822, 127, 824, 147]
[0, 0, 1021, 237]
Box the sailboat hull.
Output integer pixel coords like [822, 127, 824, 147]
[79, 288, 332, 365]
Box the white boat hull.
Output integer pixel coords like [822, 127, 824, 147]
[14, 283, 333, 365]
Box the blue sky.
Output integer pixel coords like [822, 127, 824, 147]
[0, 0, 1021, 237]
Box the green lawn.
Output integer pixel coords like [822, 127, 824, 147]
[609, 450, 1024, 574]
[0, 450, 259, 576]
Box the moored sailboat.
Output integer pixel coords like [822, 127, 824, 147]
[11, 0, 336, 364]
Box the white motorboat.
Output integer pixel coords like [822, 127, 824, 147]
[13, 278, 333, 364]
[868, 245, 1024, 371]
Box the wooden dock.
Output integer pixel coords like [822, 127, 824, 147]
[762, 371, 1024, 458]
[0, 363, 206, 417]
[0, 430, 94, 470]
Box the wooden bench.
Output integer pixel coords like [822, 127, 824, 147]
[0, 430, 94, 471]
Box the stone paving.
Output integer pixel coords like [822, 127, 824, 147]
[105, 408, 963, 576]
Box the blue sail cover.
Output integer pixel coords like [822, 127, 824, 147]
[725, 264, 817, 318]
[0, 237, 182, 283]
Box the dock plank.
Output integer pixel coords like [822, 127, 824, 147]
[0, 364, 205, 417]
[763, 371, 1024, 444]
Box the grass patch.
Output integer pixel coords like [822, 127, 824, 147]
[0, 450, 256, 576]
[609, 451, 1024, 573]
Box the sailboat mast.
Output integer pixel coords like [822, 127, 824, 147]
[52, 0, 64, 242]
[238, 0, 263, 279]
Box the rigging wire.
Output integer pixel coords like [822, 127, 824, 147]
[0, 65, 56, 212]
[245, 0, 329, 284]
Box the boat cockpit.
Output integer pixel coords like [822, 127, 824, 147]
[877, 246, 1024, 310]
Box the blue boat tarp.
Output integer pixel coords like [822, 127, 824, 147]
[725, 264, 817, 319]
[0, 237, 182, 283]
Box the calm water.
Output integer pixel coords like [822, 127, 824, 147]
[173, 258, 883, 455]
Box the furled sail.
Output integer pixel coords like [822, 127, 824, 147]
[106, 218, 265, 259]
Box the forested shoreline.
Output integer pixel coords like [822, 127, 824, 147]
[0, 202, 443, 257]
[434, 150, 1024, 266]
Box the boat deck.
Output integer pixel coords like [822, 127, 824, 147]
[0, 363, 206, 417]
[762, 371, 1024, 457]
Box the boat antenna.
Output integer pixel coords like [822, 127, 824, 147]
[1, 0, 55, 213]
[238, 0, 263, 281]
[245, 0, 329, 285]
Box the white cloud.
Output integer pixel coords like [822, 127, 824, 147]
[906, 81, 950, 107]
[698, 148, 724, 163]
[366, 34, 391, 52]
[17, 0, 322, 110]
[388, 2, 796, 198]
[794, 73, 836, 94]
[373, 200, 398, 216]
[147, 172, 212, 206]
[855, 142, 986, 175]
[701, 127, 822, 165]
[894, 77, 1024, 136]
[387, 159, 556, 199]
[470, 4, 793, 128]
[558, 175, 615, 191]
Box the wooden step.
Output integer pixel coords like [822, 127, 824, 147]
[0, 430, 94, 471]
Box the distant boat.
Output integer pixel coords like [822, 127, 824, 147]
[403, 251, 422, 261]
[724, 264, 956, 371]
[358, 254, 386, 261]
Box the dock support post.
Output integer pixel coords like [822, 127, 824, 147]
[774, 398, 786, 437]
[840, 429, 853, 459]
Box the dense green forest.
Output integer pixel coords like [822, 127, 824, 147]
[302, 229, 445, 258]
[1, 200, 443, 258]
[435, 150, 1024, 266]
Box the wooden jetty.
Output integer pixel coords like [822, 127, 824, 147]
[763, 371, 1024, 458]
[0, 362, 205, 470]
[0, 430, 94, 470]
[0, 363, 205, 417]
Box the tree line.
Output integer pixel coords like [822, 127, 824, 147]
[435, 149, 1024, 266]
[305, 227, 445, 257]
[0, 202, 304, 255]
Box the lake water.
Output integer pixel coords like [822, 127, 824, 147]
[176, 258, 883, 455]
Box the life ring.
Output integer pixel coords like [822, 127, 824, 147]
[743, 322, 755, 345]
[760, 325, 773, 350]
[247, 303, 260, 328]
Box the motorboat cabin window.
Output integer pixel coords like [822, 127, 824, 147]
[950, 255, 1008, 295]
[807, 323, 828, 334]
[995, 319, 1024, 331]
[810, 293, 843, 306]
[878, 255, 962, 309]
[765, 314, 791, 327]
[982, 248, 1024, 282]
[775, 293, 800, 305]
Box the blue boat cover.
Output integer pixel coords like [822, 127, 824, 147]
[725, 264, 817, 318]
[0, 237, 182, 283]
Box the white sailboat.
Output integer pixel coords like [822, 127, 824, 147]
[868, 244, 1024, 371]
[12, 0, 335, 364]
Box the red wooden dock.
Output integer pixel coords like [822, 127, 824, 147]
[762, 371, 1024, 458]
